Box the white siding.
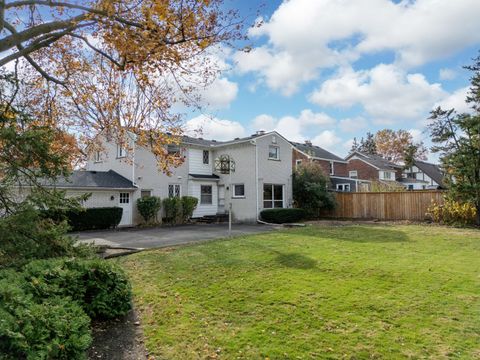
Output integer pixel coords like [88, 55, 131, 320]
[188, 148, 211, 175]
[188, 181, 218, 217]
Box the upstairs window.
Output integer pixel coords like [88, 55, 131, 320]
[94, 151, 102, 162]
[117, 144, 127, 158]
[269, 146, 280, 160]
[167, 144, 180, 155]
[295, 159, 302, 169]
[383, 171, 392, 180]
[203, 150, 209, 165]
[329, 161, 334, 175]
[349, 170, 358, 178]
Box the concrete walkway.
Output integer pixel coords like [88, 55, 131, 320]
[75, 223, 277, 249]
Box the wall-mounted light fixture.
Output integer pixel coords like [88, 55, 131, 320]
[110, 195, 115, 201]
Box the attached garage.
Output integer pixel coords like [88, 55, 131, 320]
[46, 170, 137, 227]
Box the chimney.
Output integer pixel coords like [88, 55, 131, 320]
[305, 140, 312, 146]
[256, 130, 266, 136]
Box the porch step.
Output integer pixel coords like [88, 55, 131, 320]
[195, 214, 229, 224]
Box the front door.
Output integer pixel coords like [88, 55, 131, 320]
[118, 192, 132, 226]
[218, 185, 225, 214]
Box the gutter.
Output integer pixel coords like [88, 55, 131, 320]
[250, 139, 260, 222]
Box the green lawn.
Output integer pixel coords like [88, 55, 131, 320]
[118, 225, 480, 359]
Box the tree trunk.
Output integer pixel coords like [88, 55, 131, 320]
[476, 204, 480, 227]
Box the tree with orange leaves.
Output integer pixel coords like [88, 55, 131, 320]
[1, 0, 246, 170]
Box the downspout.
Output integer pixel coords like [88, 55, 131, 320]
[250, 139, 260, 222]
[129, 132, 137, 186]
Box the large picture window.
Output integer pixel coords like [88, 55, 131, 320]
[200, 185, 212, 204]
[263, 184, 283, 208]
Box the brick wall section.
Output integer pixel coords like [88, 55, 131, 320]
[292, 149, 348, 177]
[347, 159, 379, 181]
[292, 149, 310, 170]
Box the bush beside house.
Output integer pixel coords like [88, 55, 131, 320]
[260, 208, 307, 224]
[137, 196, 162, 224]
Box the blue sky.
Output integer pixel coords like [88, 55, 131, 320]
[185, 0, 480, 160]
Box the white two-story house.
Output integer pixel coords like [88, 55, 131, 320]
[83, 130, 293, 226]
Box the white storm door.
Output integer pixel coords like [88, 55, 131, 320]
[118, 192, 132, 226]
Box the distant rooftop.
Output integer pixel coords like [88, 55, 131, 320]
[291, 141, 345, 162]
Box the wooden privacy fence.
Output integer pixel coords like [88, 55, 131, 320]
[322, 191, 445, 221]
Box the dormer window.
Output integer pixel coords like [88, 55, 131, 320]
[203, 150, 209, 164]
[117, 144, 127, 158]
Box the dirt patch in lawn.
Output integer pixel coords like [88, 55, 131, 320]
[88, 309, 149, 360]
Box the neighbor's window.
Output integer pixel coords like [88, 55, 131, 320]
[383, 171, 392, 180]
[295, 159, 302, 169]
[329, 161, 334, 175]
[268, 145, 280, 160]
[263, 184, 283, 208]
[200, 185, 212, 204]
[233, 184, 245, 198]
[203, 150, 209, 165]
[336, 184, 350, 192]
[168, 184, 181, 198]
[349, 170, 358, 178]
[117, 144, 127, 158]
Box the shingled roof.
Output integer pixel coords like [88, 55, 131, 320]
[291, 142, 345, 162]
[347, 151, 402, 170]
[44, 170, 136, 189]
[414, 160, 445, 188]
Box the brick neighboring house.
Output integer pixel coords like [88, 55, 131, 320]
[292, 141, 369, 192]
[345, 151, 404, 190]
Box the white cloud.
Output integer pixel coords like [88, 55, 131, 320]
[200, 77, 238, 109]
[339, 117, 369, 133]
[439, 68, 457, 81]
[251, 109, 336, 144]
[309, 64, 446, 121]
[311, 130, 342, 152]
[434, 86, 470, 113]
[185, 115, 245, 141]
[236, 0, 480, 94]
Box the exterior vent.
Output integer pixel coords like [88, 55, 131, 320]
[256, 130, 266, 136]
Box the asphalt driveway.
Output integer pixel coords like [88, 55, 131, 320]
[75, 223, 277, 249]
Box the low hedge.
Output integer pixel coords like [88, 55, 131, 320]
[22, 258, 132, 319]
[260, 208, 307, 224]
[44, 207, 123, 231]
[0, 274, 92, 360]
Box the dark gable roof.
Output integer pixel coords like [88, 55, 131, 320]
[291, 142, 345, 162]
[45, 170, 136, 189]
[181, 131, 289, 148]
[414, 160, 445, 188]
[348, 152, 402, 170]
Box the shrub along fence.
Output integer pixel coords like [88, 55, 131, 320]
[321, 191, 445, 221]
